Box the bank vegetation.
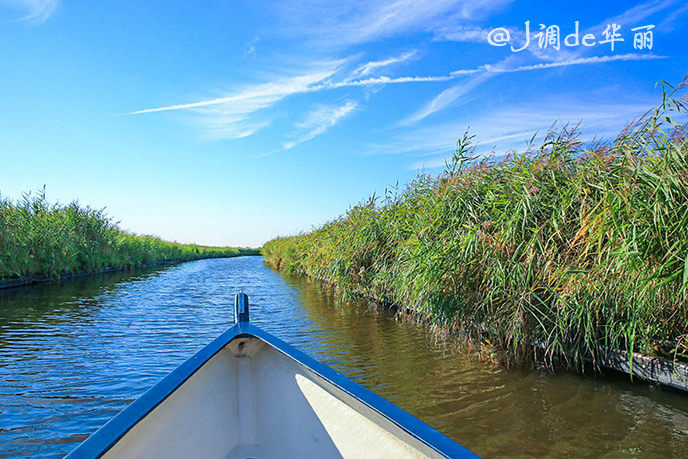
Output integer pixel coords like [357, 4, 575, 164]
[0, 190, 258, 281]
[264, 80, 688, 369]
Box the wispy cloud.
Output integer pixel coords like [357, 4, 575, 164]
[283, 101, 358, 150]
[432, 25, 495, 43]
[351, 51, 417, 78]
[129, 69, 340, 115]
[404, 53, 665, 123]
[372, 98, 658, 170]
[0, 0, 57, 24]
[276, 0, 512, 47]
[127, 68, 457, 118]
[658, 3, 688, 31]
[128, 49, 664, 146]
[244, 36, 259, 57]
[132, 54, 661, 119]
[129, 62, 345, 140]
[486, 53, 665, 74]
[591, 0, 686, 31]
[403, 73, 492, 124]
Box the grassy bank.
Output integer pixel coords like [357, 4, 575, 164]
[0, 190, 259, 281]
[264, 80, 688, 369]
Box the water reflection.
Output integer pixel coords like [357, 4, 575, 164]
[0, 257, 686, 458]
[279, 271, 688, 458]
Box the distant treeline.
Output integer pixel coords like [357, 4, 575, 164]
[264, 80, 688, 367]
[0, 190, 259, 281]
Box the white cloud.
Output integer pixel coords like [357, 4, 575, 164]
[275, 0, 513, 47]
[433, 25, 494, 43]
[129, 50, 664, 145]
[403, 73, 492, 124]
[658, 3, 688, 31]
[0, 0, 57, 23]
[244, 36, 259, 57]
[351, 50, 417, 78]
[129, 62, 345, 140]
[403, 53, 665, 123]
[591, 0, 685, 31]
[283, 101, 358, 150]
[487, 53, 665, 74]
[370, 99, 658, 170]
[129, 69, 339, 115]
[134, 53, 660, 120]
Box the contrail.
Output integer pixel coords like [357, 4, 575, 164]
[128, 54, 663, 115]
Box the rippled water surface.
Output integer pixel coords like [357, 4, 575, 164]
[1, 257, 687, 458]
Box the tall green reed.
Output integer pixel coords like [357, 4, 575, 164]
[264, 79, 688, 368]
[0, 188, 258, 280]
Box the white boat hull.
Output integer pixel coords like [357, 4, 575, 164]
[67, 294, 479, 459]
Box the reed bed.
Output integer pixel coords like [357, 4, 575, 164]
[0, 190, 258, 280]
[264, 80, 688, 369]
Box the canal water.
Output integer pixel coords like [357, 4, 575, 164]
[0, 256, 687, 458]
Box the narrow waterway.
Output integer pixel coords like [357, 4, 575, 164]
[0, 257, 686, 458]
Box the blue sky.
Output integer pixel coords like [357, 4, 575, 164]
[0, 0, 686, 247]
